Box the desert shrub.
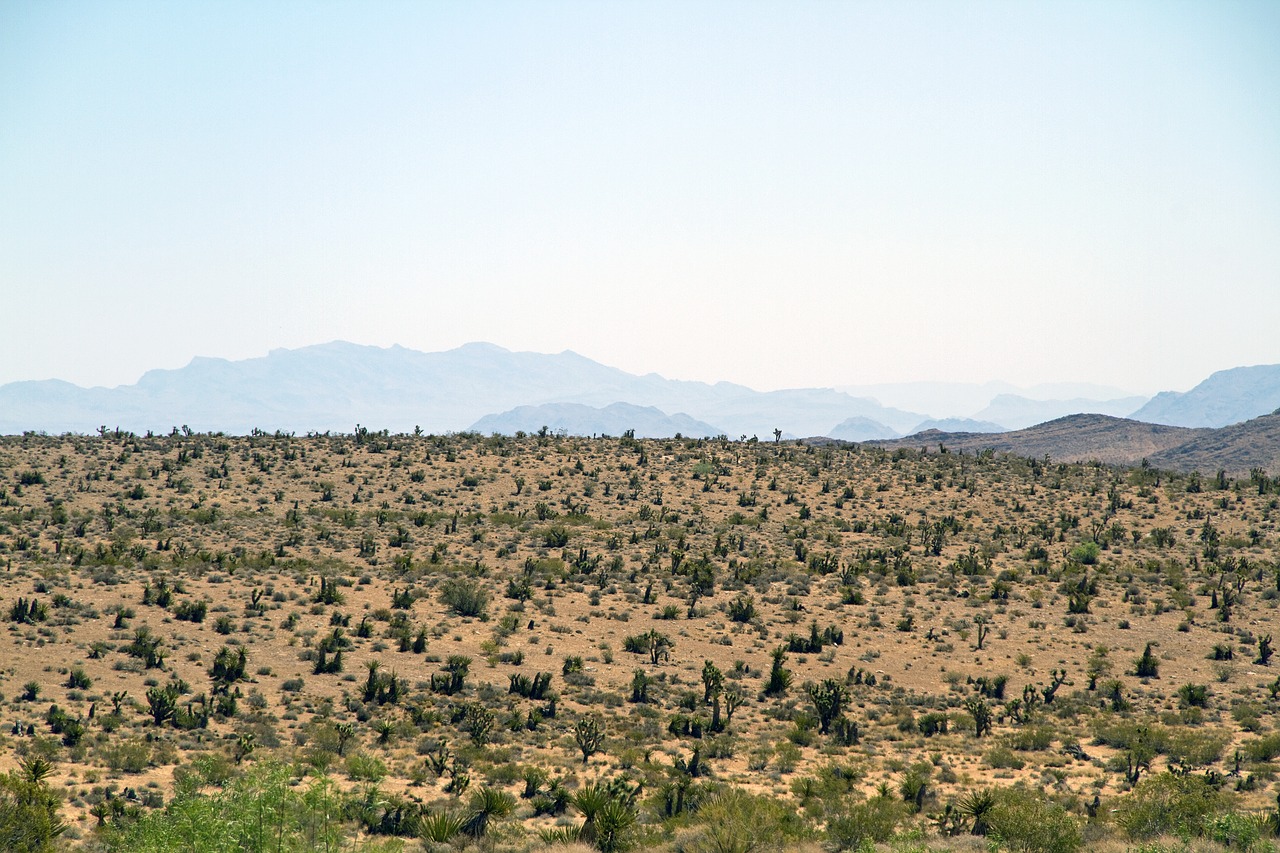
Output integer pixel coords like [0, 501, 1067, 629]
[1113, 773, 1233, 840]
[1176, 683, 1209, 707]
[105, 761, 344, 852]
[172, 754, 236, 792]
[8, 598, 48, 624]
[679, 788, 811, 852]
[1092, 719, 1170, 755]
[826, 794, 907, 850]
[440, 577, 489, 618]
[726, 595, 755, 623]
[210, 646, 248, 685]
[1134, 642, 1160, 678]
[101, 739, 153, 773]
[1166, 729, 1229, 769]
[1243, 732, 1280, 762]
[1007, 725, 1054, 752]
[0, 759, 65, 853]
[344, 752, 387, 782]
[917, 712, 949, 736]
[173, 600, 207, 622]
[984, 747, 1025, 770]
[1068, 542, 1100, 565]
[541, 524, 570, 547]
[123, 627, 165, 669]
[985, 787, 1082, 853]
[1205, 812, 1268, 851]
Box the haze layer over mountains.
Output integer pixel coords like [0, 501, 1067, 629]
[3, 342, 1279, 443]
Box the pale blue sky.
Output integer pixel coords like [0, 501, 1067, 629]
[2, 0, 1277, 394]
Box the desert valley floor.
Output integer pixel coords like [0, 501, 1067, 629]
[3, 429, 1280, 851]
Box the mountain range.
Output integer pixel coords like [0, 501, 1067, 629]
[2, 342, 1280, 474]
[1, 341, 931, 438]
[1130, 364, 1280, 428]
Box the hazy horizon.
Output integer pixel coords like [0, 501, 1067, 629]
[4, 2, 1277, 395]
[0, 335, 1174, 401]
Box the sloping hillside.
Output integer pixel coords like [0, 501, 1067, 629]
[864, 414, 1207, 467]
[1147, 412, 1280, 476]
[861, 413, 1280, 476]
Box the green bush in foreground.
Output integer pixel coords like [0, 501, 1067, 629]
[985, 787, 1082, 853]
[106, 761, 353, 853]
[0, 758, 66, 853]
[1113, 772, 1235, 841]
[94, 758, 1280, 853]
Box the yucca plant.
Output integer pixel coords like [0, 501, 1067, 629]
[594, 796, 639, 853]
[572, 782, 613, 846]
[954, 788, 998, 836]
[420, 810, 464, 843]
[461, 786, 514, 839]
[538, 826, 582, 845]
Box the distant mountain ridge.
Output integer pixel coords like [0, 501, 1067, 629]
[974, 394, 1148, 431]
[469, 403, 720, 439]
[1129, 364, 1280, 428]
[834, 380, 1138, 418]
[3, 344, 1278, 475]
[0, 341, 932, 439]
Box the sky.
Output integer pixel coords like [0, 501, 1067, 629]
[2, 1, 1278, 396]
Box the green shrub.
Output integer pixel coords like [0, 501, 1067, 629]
[0, 759, 65, 853]
[343, 752, 386, 782]
[986, 787, 1082, 853]
[984, 747, 1025, 770]
[1068, 542, 1100, 565]
[1113, 773, 1233, 840]
[439, 577, 489, 618]
[1243, 732, 1280, 762]
[826, 795, 907, 850]
[681, 788, 811, 852]
[1166, 728, 1229, 769]
[101, 739, 152, 773]
[1206, 812, 1268, 851]
[106, 762, 344, 852]
[1007, 725, 1054, 752]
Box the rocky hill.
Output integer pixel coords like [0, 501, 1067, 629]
[1146, 412, 1280, 476]
[861, 412, 1280, 476]
[861, 414, 1207, 468]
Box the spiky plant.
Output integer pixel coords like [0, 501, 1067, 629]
[420, 810, 464, 843]
[461, 786, 514, 839]
[954, 788, 998, 836]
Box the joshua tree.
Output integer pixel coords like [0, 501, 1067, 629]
[574, 715, 605, 764]
[964, 697, 992, 738]
[974, 614, 991, 650]
[645, 630, 673, 666]
[806, 679, 848, 734]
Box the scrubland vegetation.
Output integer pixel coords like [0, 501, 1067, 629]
[2, 426, 1280, 852]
